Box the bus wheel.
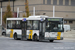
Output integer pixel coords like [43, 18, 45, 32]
[33, 35, 37, 41]
[49, 40, 54, 42]
[2, 32, 6, 36]
[14, 34, 17, 40]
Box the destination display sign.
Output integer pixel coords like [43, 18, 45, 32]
[47, 18, 62, 21]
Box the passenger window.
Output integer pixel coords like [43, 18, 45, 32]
[12, 20, 16, 28]
[7, 20, 12, 29]
[16, 21, 21, 29]
[33, 21, 39, 30]
[27, 21, 32, 30]
[7, 20, 16, 29]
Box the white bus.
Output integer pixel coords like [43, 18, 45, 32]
[6, 16, 64, 42]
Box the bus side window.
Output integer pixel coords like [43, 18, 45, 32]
[27, 20, 32, 30]
[7, 20, 11, 29]
[7, 20, 16, 29]
[12, 20, 16, 29]
[33, 21, 39, 30]
[16, 21, 21, 29]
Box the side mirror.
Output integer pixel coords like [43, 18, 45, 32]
[63, 28, 64, 32]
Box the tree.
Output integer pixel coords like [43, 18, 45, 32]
[23, 14, 26, 17]
[3, 4, 13, 23]
[23, 0, 31, 17]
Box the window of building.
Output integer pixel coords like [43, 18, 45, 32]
[65, 0, 69, 6]
[69, 21, 73, 24]
[59, 0, 63, 5]
[71, 0, 75, 6]
[64, 21, 67, 24]
[47, 0, 51, 5]
[53, 0, 57, 5]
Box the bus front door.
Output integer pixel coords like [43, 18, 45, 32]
[39, 22, 44, 40]
[22, 22, 27, 40]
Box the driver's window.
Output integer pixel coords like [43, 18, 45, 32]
[46, 22, 50, 30]
[46, 22, 49, 27]
[58, 24, 62, 30]
[53, 25, 58, 30]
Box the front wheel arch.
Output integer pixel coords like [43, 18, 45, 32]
[33, 33, 37, 41]
[49, 40, 54, 42]
[2, 32, 6, 36]
[14, 33, 18, 40]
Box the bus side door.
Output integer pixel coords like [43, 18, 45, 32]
[39, 21, 45, 40]
[22, 21, 27, 40]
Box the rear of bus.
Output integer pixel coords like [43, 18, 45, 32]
[45, 18, 64, 42]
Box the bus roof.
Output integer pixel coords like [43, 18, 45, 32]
[7, 18, 23, 20]
[29, 15, 63, 18]
[29, 15, 49, 18]
[7, 15, 63, 20]
[46, 17, 63, 18]
[7, 18, 42, 20]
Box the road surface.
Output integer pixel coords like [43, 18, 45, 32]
[0, 37, 75, 50]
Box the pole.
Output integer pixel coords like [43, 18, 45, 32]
[0, 1, 2, 36]
[13, 0, 14, 12]
[33, 7, 35, 16]
[53, 6, 55, 18]
[0, 1, 2, 25]
[1, 8, 2, 25]
[17, 7, 19, 18]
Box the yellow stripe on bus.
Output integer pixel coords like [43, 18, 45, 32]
[10, 29, 13, 38]
[57, 32, 61, 40]
[28, 30, 33, 39]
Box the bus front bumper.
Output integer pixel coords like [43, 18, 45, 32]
[45, 37, 63, 40]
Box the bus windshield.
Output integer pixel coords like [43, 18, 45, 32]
[46, 21, 63, 32]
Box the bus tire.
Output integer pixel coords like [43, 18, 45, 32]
[2, 32, 6, 36]
[14, 33, 18, 40]
[49, 40, 54, 42]
[33, 34, 37, 41]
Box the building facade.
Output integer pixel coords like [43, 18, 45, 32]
[0, 0, 75, 29]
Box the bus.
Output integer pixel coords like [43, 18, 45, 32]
[6, 16, 64, 42]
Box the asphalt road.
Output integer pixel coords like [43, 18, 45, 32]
[0, 37, 75, 50]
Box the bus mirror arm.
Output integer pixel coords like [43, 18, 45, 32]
[63, 28, 64, 32]
[40, 21, 44, 23]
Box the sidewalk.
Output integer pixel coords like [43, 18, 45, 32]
[64, 38, 75, 40]
[0, 35, 9, 38]
[64, 30, 75, 38]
